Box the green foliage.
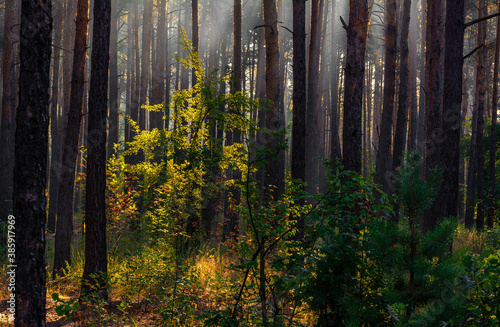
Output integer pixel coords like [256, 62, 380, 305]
[295, 161, 394, 326]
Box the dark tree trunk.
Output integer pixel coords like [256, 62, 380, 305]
[437, 0, 465, 220]
[393, 0, 411, 171]
[263, 0, 284, 199]
[53, 0, 89, 276]
[475, 0, 487, 230]
[0, 0, 20, 222]
[107, 0, 119, 158]
[14, 0, 52, 324]
[375, 0, 397, 193]
[81, 0, 111, 301]
[424, 0, 444, 174]
[488, 1, 499, 228]
[343, 0, 369, 174]
[47, 2, 64, 232]
[330, 0, 341, 160]
[291, 0, 306, 187]
[465, 0, 487, 229]
[192, 0, 199, 86]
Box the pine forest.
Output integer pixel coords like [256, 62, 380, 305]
[1, 0, 500, 325]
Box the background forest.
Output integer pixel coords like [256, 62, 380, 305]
[0, 0, 500, 325]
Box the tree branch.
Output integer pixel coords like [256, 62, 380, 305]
[463, 44, 485, 61]
[464, 12, 500, 29]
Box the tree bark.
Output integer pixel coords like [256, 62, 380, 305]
[107, 0, 119, 157]
[343, 0, 369, 174]
[14, 0, 52, 324]
[263, 0, 284, 199]
[488, 1, 499, 228]
[81, 0, 111, 301]
[393, 0, 411, 171]
[292, 0, 306, 185]
[465, 0, 487, 229]
[437, 0, 465, 220]
[151, 0, 166, 129]
[0, 0, 20, 223]
[53, 0, 89, 276]
[47, 2, 64, 232]
[305, 0, 324, 193]
[375, 0, 397, 193]
[139, 0, 153, 131]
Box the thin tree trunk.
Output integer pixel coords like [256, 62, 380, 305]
[151, 0, 166, 129]
[393, 0, 411, 171]
[375, 0, 397, 194]
[292, 0, 306, 234]
[108, 0, 119, 157]
[343, 0, 369, 174]
[263, 0, 284, 199]
[47, 2, 64, 232]
[140, 0, 153, 131]
[488, 1, 499, 228]
[0, 0, 19, 222]
[53, 0, 89, 276]
[465, 0, 487, 229]
[14, 0, 52, 323]
[306, 0, 324, 193]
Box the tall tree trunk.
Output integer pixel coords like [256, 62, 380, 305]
[81, 0, 111, 301]
[393, 0, 411, 171]
[417, 0, 426, 153]
[343, 0, 369, 174]
[408, 0, 418, 150]
[192, 0, 199, 86]
[424, 0, 443, 175]
[151, 0, 166, 129]
[107, 0, 119, 157]
[438, 0, 465, 220]
[47, 2, 64, 232]
[488, 1, 499, 228]
[306, 0, 324, 193]
[475, 0, 487, 230]
[465, 0, 487, 229]
[223, 0, 242, 241]
[292, 0, 306, 185]
[375, 0, 397, 194]
[14, 0, 52, 324]
[0, 0, 20, 222]
[263, 0, 284, 199]
[53, 0, 89, 276]
[140, 0, 153, 131]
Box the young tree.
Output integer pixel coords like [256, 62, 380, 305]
[53, 0, 89, 276]
[14, 0, 52, 324]
[375, 0, 397, 193]
[343, 0, 369, 174]
[81, 0, 111, 300]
